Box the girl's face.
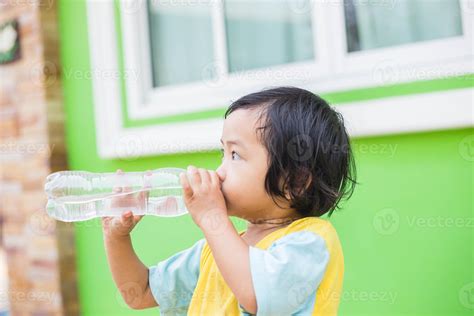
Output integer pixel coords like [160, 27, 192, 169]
[216, 109, 286, 220]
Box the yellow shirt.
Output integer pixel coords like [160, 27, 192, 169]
[187, 217, 344, 315]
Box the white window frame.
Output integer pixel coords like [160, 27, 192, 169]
[86, 0, 473, 159]
[122, 0, 331, 120]
[327, 0, 474, 89]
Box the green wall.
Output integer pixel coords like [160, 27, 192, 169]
[58, 1, 473, 315]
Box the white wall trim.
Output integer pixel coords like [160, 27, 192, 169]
[339, 88, 473, 138]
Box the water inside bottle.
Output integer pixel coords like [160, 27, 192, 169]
[47, 186, 187, 222]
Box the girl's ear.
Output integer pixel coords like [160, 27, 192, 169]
[282, 168, 312, 200]
[278, 175, 292, 200]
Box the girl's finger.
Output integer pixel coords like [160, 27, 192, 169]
[112, 187, 122, 193]
[121, 211, 133, 226]
[133, 215, 144, 224]
[116, 169, 133, 193]
[113, 169, 123, 192]
[180, 172, 193, 198]
[120, 175, 132, 194]
[198, 168, 211, 185]
[187, 165, 201, 188]
[209, 170, 219, 188]
[143, 170, 152, 189]
[164, 196, 178, 212]
[139, 190, 148, 202]
[114, 169, 128, 194]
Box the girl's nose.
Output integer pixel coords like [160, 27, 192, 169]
[216, 165, 226, 182]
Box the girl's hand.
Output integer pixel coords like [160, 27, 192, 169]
[102, 210, 143, 239]
[179, 166, 228, 232]
[101, 169, 149, 238]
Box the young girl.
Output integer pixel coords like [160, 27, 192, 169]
[102, 87, 356, 315]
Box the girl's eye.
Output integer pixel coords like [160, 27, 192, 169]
[231, 151, 241, 160]
[220, 148, 241, 161]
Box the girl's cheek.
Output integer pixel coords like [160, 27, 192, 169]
[221, 167, 255, 201]
[219, 174, 231, 197]
[220, 176, 239, 202]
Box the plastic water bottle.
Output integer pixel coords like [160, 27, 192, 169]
[44, 168, 188, 222]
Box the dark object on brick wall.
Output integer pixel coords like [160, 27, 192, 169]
[0, 19, 21, 65]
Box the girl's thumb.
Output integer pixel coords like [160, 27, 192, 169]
[133, 215, 144, 223]
[121, 211, 134, 226]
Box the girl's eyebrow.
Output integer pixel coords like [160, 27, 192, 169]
[220, 138, 246, 149]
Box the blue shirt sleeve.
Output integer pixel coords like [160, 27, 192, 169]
[148, 238, 205, 315]
[241, 231, 330, 316]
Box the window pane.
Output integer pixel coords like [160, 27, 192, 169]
[147, 1, 215, 87]
[344, 0, 463, 52]
[224, 0, 314, 73]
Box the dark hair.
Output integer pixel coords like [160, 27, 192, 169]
[224, 86, 357, 217]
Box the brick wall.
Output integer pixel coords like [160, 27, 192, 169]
[0, 0, 79, 315]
